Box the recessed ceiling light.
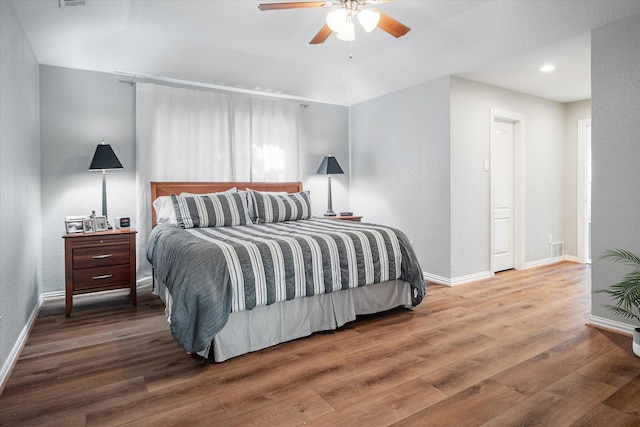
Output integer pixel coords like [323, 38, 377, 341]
[539, 64, 555, 73]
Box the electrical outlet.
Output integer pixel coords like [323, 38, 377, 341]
[548, 234, 553, 244]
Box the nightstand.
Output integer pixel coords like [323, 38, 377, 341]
[326, 215, 362, 222]
[62, 229, 137, 316]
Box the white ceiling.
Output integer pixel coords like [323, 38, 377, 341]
[11, 0, 640, 105]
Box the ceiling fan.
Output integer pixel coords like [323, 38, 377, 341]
[258, 0, 411, 44]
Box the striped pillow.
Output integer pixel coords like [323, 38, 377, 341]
[242, 189, 288, 222]
[249, 189, 312, 223]
[171, 191, 252, 229]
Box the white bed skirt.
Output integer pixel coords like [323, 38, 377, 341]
[154, 277, 412, 362]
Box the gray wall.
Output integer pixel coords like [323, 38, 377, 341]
[40, 66, 136, 294]
[350, 75, 571, 283]
[300, 102, 350, 217]
[350, 76, 452, 278]
[0, 1, 41, 381]
[450, 77, 566, 278]
[591, 12, 640, 326]
[39, 65, 350, 292]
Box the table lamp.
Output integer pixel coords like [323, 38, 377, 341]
[88, 140, 123, 229]
[316, 155, 344, 216]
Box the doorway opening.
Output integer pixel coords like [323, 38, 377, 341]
[577, 119, 592, 264]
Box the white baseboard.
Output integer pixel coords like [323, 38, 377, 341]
[0, 295, 43, 396]
[41, 290, 65, 301]
[524, 257, 562, 269]
[423, 270, 492, 287]
[587, 315, 638, 336]
[41, 277, 152, 302]
[424, 256, 581, 287]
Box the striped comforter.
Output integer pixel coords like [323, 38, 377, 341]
[147, 218, 425, 353]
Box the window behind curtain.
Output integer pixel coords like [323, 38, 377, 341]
[135, 82, 301, 279]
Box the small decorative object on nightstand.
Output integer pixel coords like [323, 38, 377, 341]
[62, 228, 137, 316]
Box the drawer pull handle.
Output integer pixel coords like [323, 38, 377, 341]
[92, 274, 113, 280]
[92, 254, 112, 259]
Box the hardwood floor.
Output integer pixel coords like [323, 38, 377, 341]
[2, 261, 639, 426]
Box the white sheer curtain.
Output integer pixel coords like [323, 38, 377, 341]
[135, 82, 301, 280]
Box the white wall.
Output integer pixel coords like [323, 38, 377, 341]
[563, 100, 591, 259]
[350, 76, 452, 278]
[0, 1, 41, 386]
[591, 12, 640, 326]
[450, 77, 566, 279]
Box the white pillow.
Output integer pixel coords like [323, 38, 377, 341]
[180, 187, 236, 197]
[153, 196, 177, 225]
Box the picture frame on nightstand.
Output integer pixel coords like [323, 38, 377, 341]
[82, 217, 95, 233]
[94, 215, 108, 231]
[64, 217, 84, 234]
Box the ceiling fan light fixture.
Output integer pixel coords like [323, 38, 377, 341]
[326, 8, 347, 33]
[358, 9, 380, 33]
[257, 1, 410, 45]
[337, 20, 355, 41]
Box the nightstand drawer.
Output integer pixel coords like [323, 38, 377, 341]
[72, 264, 131, 290]
[72, 234, 131, 247]
[73, 244, 130, 269]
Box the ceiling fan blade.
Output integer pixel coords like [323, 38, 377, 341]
[258, 2, 328, 11]
[310, 24, 333, 44]
[377, 12, 411, 38]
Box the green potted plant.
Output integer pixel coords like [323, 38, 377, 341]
[596, 249, 640, 357]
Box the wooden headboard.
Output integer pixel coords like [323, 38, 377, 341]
[150, 181, 303, 227]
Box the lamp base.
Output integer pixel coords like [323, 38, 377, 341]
[324, 210, 337, 217]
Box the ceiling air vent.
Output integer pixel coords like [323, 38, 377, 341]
[59, 0, 86, 7]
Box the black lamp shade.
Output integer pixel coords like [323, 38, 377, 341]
[316, 156, 344, 175]
[88, 144, 123, 171]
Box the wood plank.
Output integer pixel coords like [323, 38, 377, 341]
[577, 340, 640, 388]
[393, 379, 527, 426]
[304, 378, 447, 427]
[570, 403, 640, 426]
[492, 327, 624, 396]
[480, 372, 618, 426]
[602, 375, 640, 418]
[419, 326, 574, 396]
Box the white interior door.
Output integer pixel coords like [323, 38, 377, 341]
[492, 119, 515, 272]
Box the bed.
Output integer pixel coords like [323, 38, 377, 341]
[147, 181, 426, 361]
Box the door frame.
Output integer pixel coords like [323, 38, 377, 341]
[577, 118, 592, 264]
[490, 108, 525, 274]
